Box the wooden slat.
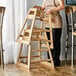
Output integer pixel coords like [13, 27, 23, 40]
[29, 8, 37, 11]
[49, 14, 53, 49]
[24, 28, 51, 33]
[20, 35, 39, 41]
[41, 44, 48, 48]
[19, 33, 53, 42]
[33, 28, 51, 32]
[24, 32, 40, 36]
[31, 59, 52, 63]
[24, 29, 43, 33]
[22, 36, 29, 40]
[39, 36, 52, 42]
[32, 49, 49, 52]
[27, 15, 35, 19]
[31, 37, 38, 41]
[41, 43, 52, 49]
[16, 39, 29, 44]
[41, 17, 49, 22]
[20, 55, 40, 58]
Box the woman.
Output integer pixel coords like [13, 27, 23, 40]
[42, 0, 65, 67]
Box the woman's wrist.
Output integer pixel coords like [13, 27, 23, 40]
[41, 5, 45, 10]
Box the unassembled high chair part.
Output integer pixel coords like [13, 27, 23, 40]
[16, 6, 54, 70]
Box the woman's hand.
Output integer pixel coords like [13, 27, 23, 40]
[41, 5, 45, 10]
[46, 9, 52, 15]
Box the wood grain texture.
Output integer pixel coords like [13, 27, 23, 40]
[16, 6, 54, 70]
[0, 63, 76, 76]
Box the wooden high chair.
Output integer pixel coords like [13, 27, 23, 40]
[16, 6, 54, 70]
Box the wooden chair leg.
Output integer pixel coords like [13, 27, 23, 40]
[17, 44, 23, 62]
[28, 44, 31, 70]
[44, 31, 54, 66]
[49, 15, 53, 49]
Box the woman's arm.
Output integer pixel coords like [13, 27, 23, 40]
[46, 0, 65, 15]
[42, 0, 47, 9]
[72, 6, 76, 12]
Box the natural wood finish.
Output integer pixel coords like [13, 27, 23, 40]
[31, 59, 52, 63]
[42, 17, 49, 22]
[19, 55, 40, 59]
[17, 44, 23, 62]
[39, 35, 52, 42]
[44, 28, 54, 67]
[32, 49, 49, 52]
[49, 15, 53, 49]
[16, 39, 29, 44]
[28, 45, 31, 70]
[16, 6, 54, 70]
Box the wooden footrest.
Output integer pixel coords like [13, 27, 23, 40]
[32, 49, 49, 52]
[19, 55, 40, 59]
[31, 59, 52, 63]
[24, 28, 51, 33]
[39, 36, 52, 42]
[25, 29, 43, 33]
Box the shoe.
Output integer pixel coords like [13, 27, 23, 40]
[54, 62, 60, 67]
[54, 60, 60, 67]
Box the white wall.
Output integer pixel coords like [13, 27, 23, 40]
[0, 0, 6, 7]
[27, 0, 43, 10]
